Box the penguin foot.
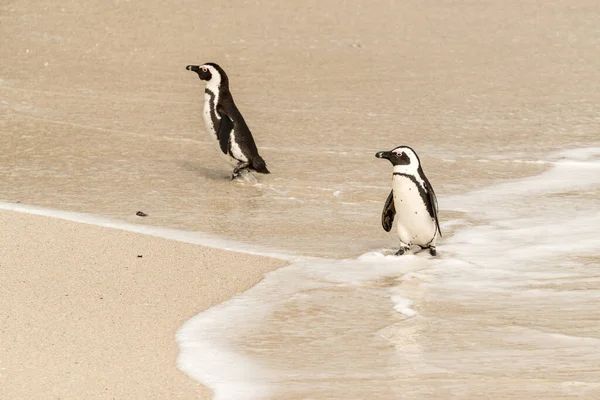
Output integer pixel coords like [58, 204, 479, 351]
[395, 247, 409, 256]
[231, 169, 251, 180]
[429, 246, 437, 257]
[232, 162, 251, 180]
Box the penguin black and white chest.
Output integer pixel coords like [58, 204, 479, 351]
[375, 146, 441, 256]
[186, 62, 270, 179]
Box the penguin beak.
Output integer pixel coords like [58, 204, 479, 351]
[186, 65, 200, 72]
[376, 151, 392, 160]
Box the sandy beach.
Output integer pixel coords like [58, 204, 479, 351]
[0, 209, 284, 399]
[2, 0, 600, 398]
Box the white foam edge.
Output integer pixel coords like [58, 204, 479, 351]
[442, 147, 600, 213]
[391, 295, 418, 317]
[0, 201, 301, 262]
[175, 252, 425, 400]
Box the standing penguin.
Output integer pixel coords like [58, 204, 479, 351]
[375, 146, 441, 256]
[186, 63, 270, 179]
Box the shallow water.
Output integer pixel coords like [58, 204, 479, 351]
[2, 0, 600, 398]
[3, 0, 600, 259]
[177, 149, 600, 399]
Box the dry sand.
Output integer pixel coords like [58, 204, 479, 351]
[0, 209, 285, 399]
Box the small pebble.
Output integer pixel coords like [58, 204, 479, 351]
[136, 211, 147, 217]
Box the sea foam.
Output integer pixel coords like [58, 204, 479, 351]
[176, 147, 600, 399]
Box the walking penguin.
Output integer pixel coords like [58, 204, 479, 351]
[375, 146, 441, 256]
[186, 62, 270, 179]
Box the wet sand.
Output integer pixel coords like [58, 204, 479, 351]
[3, 0, 599, 257]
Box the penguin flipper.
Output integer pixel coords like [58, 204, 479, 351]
[381, 190, 396, 232]
[423, 177, 442, 237]
[217, 114, 233, 155]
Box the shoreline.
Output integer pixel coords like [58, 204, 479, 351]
[0, 201, 300, 262]
[0, 206, 287, 399]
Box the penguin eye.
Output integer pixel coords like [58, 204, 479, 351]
[201, 66, 208, 72]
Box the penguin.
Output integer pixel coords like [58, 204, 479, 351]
[375, 146, 441, 256]
[186, 62, 270, 179]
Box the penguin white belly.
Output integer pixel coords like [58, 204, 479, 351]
[202, 95, 218, 140]
[392, 176, 437, 246]
[202, 99, 238, 166]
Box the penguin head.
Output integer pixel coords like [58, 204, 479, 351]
[186, 63, 229, 88]
[376, 146, 420, 170]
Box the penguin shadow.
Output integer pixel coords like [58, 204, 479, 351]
[178, 161, 234, 181]
[179, 160, 265, 188]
